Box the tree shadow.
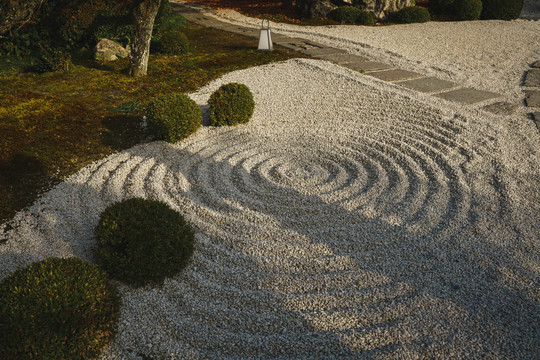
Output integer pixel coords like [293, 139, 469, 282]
[100, 114, 150, 150]
[1, 138, 538, 357]
[0, 153, 58, 225]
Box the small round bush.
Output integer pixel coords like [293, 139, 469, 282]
[208, 83, 255, 127]
[393, 6, 431, 23]
[481, 0, 523, 20]
[146, 93, 202, 143]
[328, 6, 375, 25]
[157, 29, 190, 55]
[95, 198, 195, 287]
[0, 257, 120, 360]
[454, 0, 482, 20]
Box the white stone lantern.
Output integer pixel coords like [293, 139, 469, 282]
[257, 19, 273, 51]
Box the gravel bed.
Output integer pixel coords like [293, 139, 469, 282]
[203, 0, 540, 103]
[1, 59, 539, 359]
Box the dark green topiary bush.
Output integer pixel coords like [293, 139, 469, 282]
[0, 257, 121, 360]
[393, 6, 431, 23]
[95, 198, 195, 287]
[454, 0, 482, 20]
[158, 13, 188, 32]
[208, 83, 255, 127]
[481, 0, 523, 20]
[328, 6, 375, 25]
[157, 29, 190, 55]
[146, 93, 202, 143]
[429, 0, 456, 14]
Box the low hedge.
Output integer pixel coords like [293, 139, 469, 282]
[328, 6, 375, 25]
[394, 6, 431, 23]
[454, 0, 482, 20]
[481, 0, 523, 20]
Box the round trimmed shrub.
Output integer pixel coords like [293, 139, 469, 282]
[328, 6, 375, 25]
[146, 93, 202, 143]
[208, 83, 255, 127]
[393, 6, 431, 23]
[481, 0, 523, 20]
[454, 0, 482, 20]
[0, 257, 120, 360]
[157, 29, 189, 55]
[95, 198, 195, 287]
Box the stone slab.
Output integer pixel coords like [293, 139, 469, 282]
[314, 53, 368, 63]
[344, 61, 394, 72]
[299, 47, 346, 56]
[482, 102, 519, 115]
[524, 90, 540, 107]
[398, 77, 457, 93]
[523, 69, 540, 87]
[273, 37, 311, 44]
[368, 69, 424, 82]
[532, 112, 540, 131]
[435, 88, 500, 104]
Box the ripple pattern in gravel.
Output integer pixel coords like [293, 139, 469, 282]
[1, 60, 539, 359]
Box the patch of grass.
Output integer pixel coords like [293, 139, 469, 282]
[0, 21, 308, 223]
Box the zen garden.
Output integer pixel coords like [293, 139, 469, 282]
[0, 0, 539, 359]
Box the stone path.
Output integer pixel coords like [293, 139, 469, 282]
[171, 1, 523, 117]
[523, 60, 540, 130]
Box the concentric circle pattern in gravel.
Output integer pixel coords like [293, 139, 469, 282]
[1, 60, 539, 359]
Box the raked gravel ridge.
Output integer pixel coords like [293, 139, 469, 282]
[1, 59, 539, 359]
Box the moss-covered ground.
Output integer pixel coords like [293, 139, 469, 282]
[0, 22, 308, 224]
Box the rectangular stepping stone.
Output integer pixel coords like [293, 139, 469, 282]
[435, 88, 500, 105]
[299, 47, 346, 56]
[314, 53, 368, 63]
[482, 102, 519, 115]
[368, 69, 424, 82]
[398, 77, 457, 93]
[531, 112, 540, 131]
[523, 69, 540, 87]
[344, 61, 394, 72]
[524, 90, 540, 107]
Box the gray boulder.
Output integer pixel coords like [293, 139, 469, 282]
[297, 0, 338, 18]
[95, 39, 130, 61]
[351, 0, 414, 20]
[298, 0, 414, 20]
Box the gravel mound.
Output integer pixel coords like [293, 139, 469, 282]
[206, 1, 540, 103]
[1, 59, 539, 359]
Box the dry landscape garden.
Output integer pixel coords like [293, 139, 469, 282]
[0, 0, 539, 359]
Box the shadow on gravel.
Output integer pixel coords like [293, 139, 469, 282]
[1, 139, 538, 357]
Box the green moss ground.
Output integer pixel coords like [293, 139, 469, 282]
[0, 22, 308, 224]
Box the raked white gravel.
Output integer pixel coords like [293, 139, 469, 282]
[1, 58, 539, 359]
[202, 0, 540, 104]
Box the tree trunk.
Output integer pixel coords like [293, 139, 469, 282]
[130, 0, 161, 77]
